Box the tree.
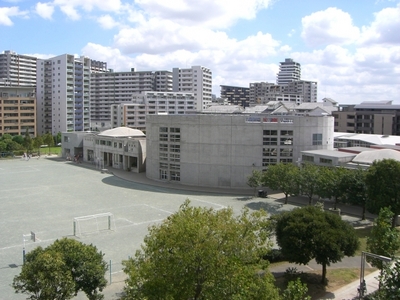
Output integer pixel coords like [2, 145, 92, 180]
[263, 162, 299, 204]
[316, 167, 348, 210]
[377, 258, 400, 299]
[247, 169, 263, 196]
[12, 135, 24, 145]
[367, 207, 400, 270]
[43, 133, 54, 155]
[122, 200, 280, 300]
[282, 278, 311, 300]
[341, 168, 368, 220]
[274, 206, 359, 284]
[298, 163, 320, 205]
[23, 128, 33, 152]
[13, 238, 107, 300]
[47, 238, 108, 300]
[366, 159, 400, 227]
[33, 135, 44, 156]
[12, 247, 75, 300]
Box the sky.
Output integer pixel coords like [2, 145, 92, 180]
[1, 0, 399, 104]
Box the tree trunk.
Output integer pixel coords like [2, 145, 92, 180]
[285, 193, 288, 204]
[321, 263, 327, 285]
[334, 197, 338, 210]
[362, 203, 366, 220]
[308, 196, 312, 205]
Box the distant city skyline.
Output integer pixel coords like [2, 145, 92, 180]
[1, 0, 399, 104]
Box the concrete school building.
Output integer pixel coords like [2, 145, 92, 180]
[62, 127, 146, 173]
[145, 113, 334, 188]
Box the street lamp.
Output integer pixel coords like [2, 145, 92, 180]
[359, 251, 392, 298]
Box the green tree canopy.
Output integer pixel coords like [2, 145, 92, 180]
[298, 163, 320, 205]
[366, 159, 400, 227]
[12, 247, 75, 300]
[247, 169, 263, 196]
[274, 206, 359, 284]
[122, 200, 280, 300]
[12, 135, 24, 145]
[341, 168, 368, 220]
[33, 135, 44, 155]
[47, 238, 108, 299]
[13, 238, 107, 300]
[262, 162, 299, 204]
[377, 258, 400, 299]
[316, 167, 348, 210]
[23, 128, 33, 152]
[367, 207, 400, 270]
[43, 133, 54, 154]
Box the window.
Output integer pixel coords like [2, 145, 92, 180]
[262, 158, 277, 166]
[280, 158, 293, 163]
[160, 153, 168, 161]
[280, 130, 293, 136]
[159, 162, 168, 169]
[263, 130, 277, 136]
[280, 148, 293, 157]
[170, 153, 180, 162]
[302, 155, 314, 162]
[159, 133, 168, 141]
[159, 144, 168, 152]
[169, 164, 180, 170]
[170, 145, 180, 153]
[312, 133, 323, 145]
[106, 141, 112, 146]
[280, 138, 293, 145]
[170, 134, 180, 142]
[170, 127, 180, 133]
[64, 136, 69, 142]
[160, 169, 167, 180]
[263, 137, 277, 145]
[320, 158, 332, 165]
[160, 127, 168, 133]
[263, 148, 277, 156]
[170, 171, 180, 181]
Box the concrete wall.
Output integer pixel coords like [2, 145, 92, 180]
[146, 114, 334, 188]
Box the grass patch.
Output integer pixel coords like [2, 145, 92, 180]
[36, 146, 61, 156]
[274, 268, 377, 300]
[355, 226, 373, 256]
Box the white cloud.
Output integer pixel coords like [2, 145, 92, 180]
[35, 2, 54, 20]
[359, 3, 400, 45]
[135, 0, 273, 29]
[51, 0, 122, 20]
[0, 6, 28, 26]
[97, 14, 119, 29]
[301, 7, 360, 47]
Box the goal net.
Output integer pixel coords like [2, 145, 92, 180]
[73, 212, 115, 237]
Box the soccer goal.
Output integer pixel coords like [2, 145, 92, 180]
[73, 212, 116, 237]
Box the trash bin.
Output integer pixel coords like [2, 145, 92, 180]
[258, 190, 267, 198]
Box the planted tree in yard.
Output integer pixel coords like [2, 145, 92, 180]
[366, 159, 400, 227]
[23, 128, 33, 153]
[262, 162, 299, 204]
[13, 247, 76, 300]
[47, 238, 108, 299]
[341, 168, 368, 220]
[377, 258, 400, 299]
[282, 278, 311, 300]
[274, 206, 359, 284]
[13, 238, 107, 300]
[367, 207, 400, 270]
[316, 167, 348, 210]
[33, 135, 44, 156]
[247, 169, 263, 196]
[122, 200, 280, 300]
[298, 163, 320, 205]
[43, 132, 54, 155]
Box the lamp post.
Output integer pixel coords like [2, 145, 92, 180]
[359, 251, 392, 298]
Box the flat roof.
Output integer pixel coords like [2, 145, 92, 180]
[301, 149, 356, 158]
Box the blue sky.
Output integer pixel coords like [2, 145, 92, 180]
[1, 0, 399, 104]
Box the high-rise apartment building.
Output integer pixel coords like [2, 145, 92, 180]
[90, 69, 173, 130]
[36, 54, 107, 135]
[0, 86, 36, 136]
[276, 58, 301, 86]
[172, 66, 212, 111]
[220, 85, 250, 107]
[110, 91, 196, 131]
[0, 50, 37, 87]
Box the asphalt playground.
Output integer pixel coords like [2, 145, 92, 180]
[0, 157, 378, 299]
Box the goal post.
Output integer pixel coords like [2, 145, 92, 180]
[73, 212, 115, 237]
